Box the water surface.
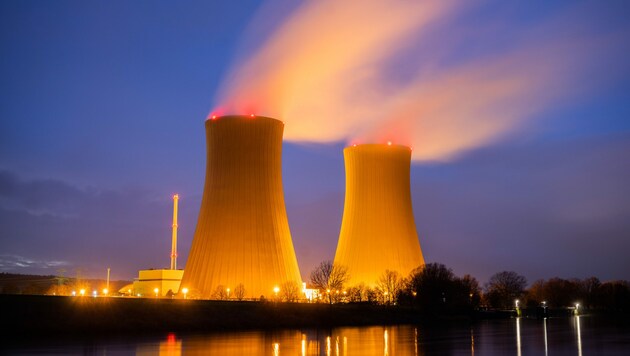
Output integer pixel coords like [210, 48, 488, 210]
[5, 315, 630, 355]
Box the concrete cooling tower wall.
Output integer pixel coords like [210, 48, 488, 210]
[334, 144, 425, 287]
[180, 115, 302, 299]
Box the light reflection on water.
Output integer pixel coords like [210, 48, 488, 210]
[6, 316, 630, 355]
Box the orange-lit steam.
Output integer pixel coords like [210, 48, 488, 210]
[214, 0, 624, 161]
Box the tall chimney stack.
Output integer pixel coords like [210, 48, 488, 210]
[170, 194, 179, 270]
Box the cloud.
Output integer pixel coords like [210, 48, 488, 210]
[0, 170, 199, 279]
[214, 0, 630, 161]
[0, 254, 70, 272]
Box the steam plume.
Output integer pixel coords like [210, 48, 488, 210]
[214, 0, 628, 161]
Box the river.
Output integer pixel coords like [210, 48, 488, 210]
[4, 315, 629, 355]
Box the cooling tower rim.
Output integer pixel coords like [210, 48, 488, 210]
[205, 114, 284, 126]
[345, 143, 412, 151]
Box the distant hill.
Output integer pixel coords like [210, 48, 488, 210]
[0, 272, 131, 296]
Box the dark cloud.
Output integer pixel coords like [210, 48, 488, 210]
[0, 254, 69, 274]
[0, 171, 199, 280]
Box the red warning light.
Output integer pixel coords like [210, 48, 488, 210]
[167, 332, 176, 344]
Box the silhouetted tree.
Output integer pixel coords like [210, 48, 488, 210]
[597, 281, 630, 311]
[543, 278, 580, 307]
[309, 260, 349, 303]
[347, 283, 367, 302]
[580, 277, 601, 309]
[234, 283, 246, 301]
[280, 281, 300, 302]
[376, 270, 404, 304]
[212, 285, 228, 300]
[452, 274, 481, 310]
[484, 271, 527, 309]
[406, 263, 456, 313]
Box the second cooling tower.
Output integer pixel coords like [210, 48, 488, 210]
[334, 144, 425, 287]
[181, 115, 302, 299]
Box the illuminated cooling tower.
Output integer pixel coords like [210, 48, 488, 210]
[334, 144, 425, 287]
[181, 115, 302, 299]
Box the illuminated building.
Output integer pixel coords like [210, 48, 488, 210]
[334, 144, 425, 287]
[180, 115, 302, 299]
[130, 194, 183, 297]
[132, 269, 184, 297]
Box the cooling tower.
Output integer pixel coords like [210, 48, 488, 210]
[334, 144, 425, 287]
[181, 115, 302, 299]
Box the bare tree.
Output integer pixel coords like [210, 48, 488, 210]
[234, 283, 246, 301]
[484, 271, 527, 309]
[212, 285, 228, 300]
[309, 260, 349, 303]
[377, 270, 404, 304]
[280, 281, 300, 302]
[347, 283, 367, 302]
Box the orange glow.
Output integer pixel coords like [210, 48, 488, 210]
[213, 0, 610, 162]
[180, 117, 303, 299]
[334, 144, 424, 287]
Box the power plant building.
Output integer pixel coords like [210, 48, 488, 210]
[334, 143, 425, 287]
[180, 115, 303, 299]
[125, 194, 184, 297]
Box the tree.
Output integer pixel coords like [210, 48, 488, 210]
[580, 277, 601, 309]
[309, 260, 349, 303]
[234, 283, 246, 301]
[543, 278, 580, 307]
[212, 285, 228, 300]
[280, 281, 300, 302]
[597, 281, 630, 311]
[407, 263, 456, 312]
[454, 274, 481, 309]
[376, 270, 404, 304]
[484, 271, 527, 309]
[347, 283, 367, 302]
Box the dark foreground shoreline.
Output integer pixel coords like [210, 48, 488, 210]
[1, 294, 458, 337]
[2, 295, 624, 338]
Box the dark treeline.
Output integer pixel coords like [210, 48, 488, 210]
[308, 261, 630, 315]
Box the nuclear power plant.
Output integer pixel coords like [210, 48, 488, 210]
[180, 115, 303, 299]
[334, 143, 425, 287]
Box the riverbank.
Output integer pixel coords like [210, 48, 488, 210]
[2, 295, 624, 338]
[1, 294, 434, 336]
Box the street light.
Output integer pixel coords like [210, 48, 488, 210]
[102, 288, 108, 296]
[575, 303, 580, 315]
[226, 288, 230, 300]
[154, 288, 159, 298]
[515, 299, 520, 308]
[79, 289, 85, 296]
[273, 286, 280, 300]
[182, 287, 189, 299]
